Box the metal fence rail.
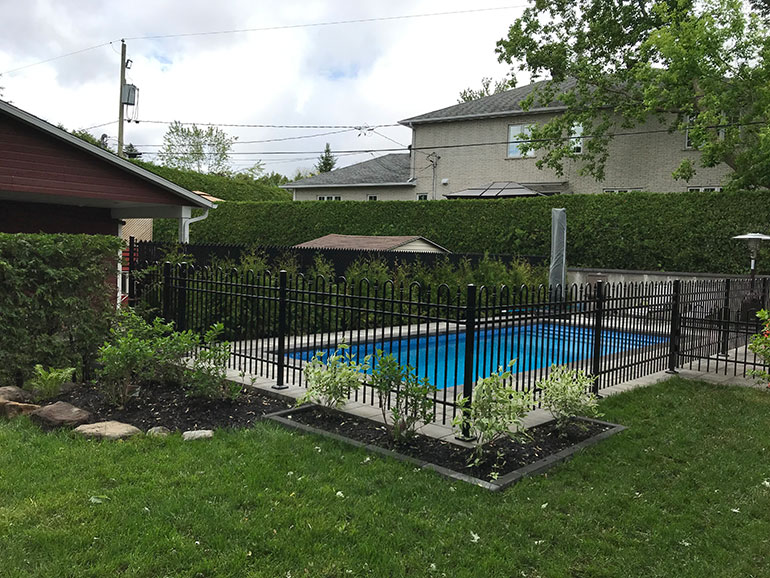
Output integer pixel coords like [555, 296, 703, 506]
[133, 264, 770, 427]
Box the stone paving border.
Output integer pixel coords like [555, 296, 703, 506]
[267, 405, 626, 492]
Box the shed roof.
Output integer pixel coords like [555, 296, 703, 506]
[294, 234, 449, 253]
[444, 181, 569, 199]
[0, 99, 214, 215]
[284, 153, 413, 188]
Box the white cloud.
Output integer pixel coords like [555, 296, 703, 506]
[0, 0, 526, 176]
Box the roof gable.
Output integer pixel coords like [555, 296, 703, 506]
[294, 234, 448, 252]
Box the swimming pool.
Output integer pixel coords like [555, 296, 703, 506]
[288, 323, 666, 389]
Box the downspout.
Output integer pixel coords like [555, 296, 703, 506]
[178, 206, 214, 243]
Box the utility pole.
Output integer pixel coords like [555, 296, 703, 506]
[117, 39, 127, 158]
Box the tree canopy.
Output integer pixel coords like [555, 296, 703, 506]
[158, 121, 236, 174]
[457, 76, 515, 103]
[496, 0, 770, 189]
[315, 143, 337, 173]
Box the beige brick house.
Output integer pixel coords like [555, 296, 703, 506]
[286, 80, 731, 201]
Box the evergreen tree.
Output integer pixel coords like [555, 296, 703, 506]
[315, 143, 337, 173]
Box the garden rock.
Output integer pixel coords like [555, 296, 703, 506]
[182, 430, 214, 441]
[30, 401, 91, 428]
[0, 386, 33, 403]
[74, 421, 142, 440]
[147, 426, 171, 437]
[2, 401, 41, 419]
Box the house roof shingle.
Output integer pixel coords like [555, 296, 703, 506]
[294, 234, 448, 252]
[399, 78, 578, 126]
[284, 153, 413, 188]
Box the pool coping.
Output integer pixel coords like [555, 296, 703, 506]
[266, 406, 627, 492]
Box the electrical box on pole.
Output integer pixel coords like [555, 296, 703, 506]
[121, 84, 137, 106]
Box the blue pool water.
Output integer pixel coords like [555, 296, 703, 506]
[289, 323, 666, 389]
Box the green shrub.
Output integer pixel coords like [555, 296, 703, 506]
[537, 365, 601, 432]
[453, 362, 534, 461]
[25, 365, 76, 401]
[298, 345, 370, 409]
[748, 309, 770, 385]
[369, 350, 436, 443]
[182, 190, 770, 274]
[0, 233, 124, 386]
[96, 309, 235, 406]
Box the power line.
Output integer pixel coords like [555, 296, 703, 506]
[123, 6, 523, 41]
[1, 5, 523, 76]
[130, 128, 356, 147]
[134, 119, 399, 129]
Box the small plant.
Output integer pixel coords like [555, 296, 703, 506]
[453, 361, 533, 462]
[748, 309, 770, 386]
[25, 364, 76, 401]
[298, 345, 369, 409]
[185, 323, 240, 400]
[538, 364, 601, 433]
[369, 350, 437, 443]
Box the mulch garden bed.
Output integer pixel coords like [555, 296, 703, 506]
[52, 381, 293, 432]
[272, 405, 620, 487]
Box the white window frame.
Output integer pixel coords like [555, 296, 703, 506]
[367, 195, 378, 201]
[507, 124, 532, 158]
[317, 195, 342, 201]
[417, 193, 428, 201]
[687, 186, 723, 192]
[685, 115, 725, 150]
[571, 124, 584, 154]
[602, 188, 644, 193]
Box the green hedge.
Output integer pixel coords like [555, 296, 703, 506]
[132, 160, 292, 202]
[0, 234, 124, 386]
[181, 190, 770, 274]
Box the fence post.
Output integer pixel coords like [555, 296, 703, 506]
[719, 278, 731, 357]
[667, 280, 681, 374]
[590, 280, 604, 395]
[273, 269, 289, 390]
[162, 261, 171, 322]
[127, 236, 136, 306]
[456, 284, 477, 441]
[176, 263, 188, 331]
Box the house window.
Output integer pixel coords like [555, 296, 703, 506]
[603, 188, 644, 193]
[367, 195, 378, 201]
[687, 186, 723, 192]
[507, 124, 532, 158]
[317, 195, 342, 201]
[417, 194, 428, 201]
[571, 124, 584, 154]
[685, 115, 725, 149]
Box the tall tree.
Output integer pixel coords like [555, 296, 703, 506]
[495, 0, 770, 189]
[315, 143, 337, 173]
[457, 75, 515, 103]
[158, 121, 236, 174]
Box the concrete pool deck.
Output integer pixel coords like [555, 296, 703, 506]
[225, 364, 766, 448]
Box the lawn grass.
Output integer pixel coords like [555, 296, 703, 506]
[1, 377, 769, 577]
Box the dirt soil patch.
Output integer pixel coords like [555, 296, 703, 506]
[279, 406, 612, 483]
[52, 382, 293, 432]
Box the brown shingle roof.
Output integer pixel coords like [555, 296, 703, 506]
[294, 234, 448, 252]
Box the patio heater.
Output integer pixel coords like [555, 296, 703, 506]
[732, 233, 770, 320]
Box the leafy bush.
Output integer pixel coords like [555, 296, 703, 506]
[183, 190, 770, 274]
[185, 323, 240, 400]
[369, 350, 436, 443]
[25, 365, 76, 401]
[453, 362, 533, 461]
[96, 309, 235, 406]
[298, 345, 370, 409]
[748, 309, 770, 385]
[0, 233, 124, 386]
[538, 365, 601, 432]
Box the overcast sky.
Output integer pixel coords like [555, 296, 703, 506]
[0, 1, 528, 177]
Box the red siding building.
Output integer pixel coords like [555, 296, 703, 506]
[0, 99, 214, 237]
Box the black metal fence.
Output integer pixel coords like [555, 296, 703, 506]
[132, 263, 770, 427]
